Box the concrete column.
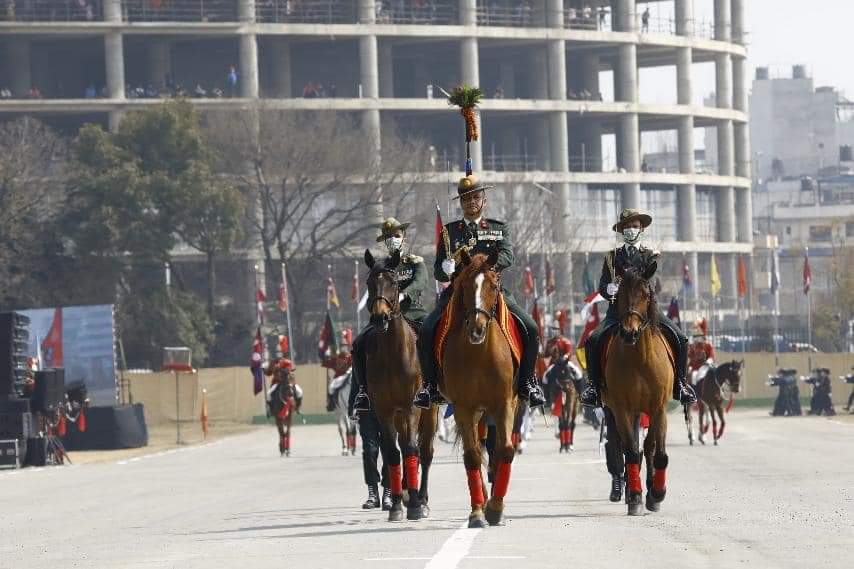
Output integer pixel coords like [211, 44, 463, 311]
[103, 0, 121, 21]
[546, 0, 563, 27]
[6, 40, 31, 98]
[717, 186, 736, 242]
[734, 121, 750, 178]
[731, 0, 745, 44]
[675, 0, 693, 36]
[147, 40, 171, 90]
[732, 56, 748, 112]
[714, 0, 731, 42]
[550, 112, 568, 171]
[105, 32, 125, 99]
[718, 120, 734, 176]
[678, 117, 694, 174]
[108, 110, 125, 133]
[239, 34, 259, 98]
[238, 0, 255, 22]
[715, 53, 732, 109]
[735, 187, 752, 242]
[460, 37, 481, 170]
[585, 121, 603, 171]
[721, 254, 738, 306]
[616, 44, 637, 103]
[379, 42, 394, 98]
[621, 114, 640, 209]
[498, 59, 516, 98]
[677, 184, 697, 241]
[676, 47, 692, 105]
[581, 54, 600, 95]
[360, 35, 379, 98]
[269, 41, 292, 97]
[687, 251, 699, 311]
[547, 41, 566, 100]
[459, 0, 476, 25]
[616, 0, 635, 32]
[359, 0, 376, 23]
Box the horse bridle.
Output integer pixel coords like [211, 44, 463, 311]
[620, 284, 653, 334]
[368, 268, 402, 320]
[465, 269, 500, 328]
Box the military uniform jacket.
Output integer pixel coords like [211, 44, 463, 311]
[598, 244, 660, 320]
[434, 218, 514, 283]
[397, 254, 430, 322]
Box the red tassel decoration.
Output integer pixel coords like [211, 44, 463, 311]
[389, 464, 403, 496]
[57, 415, 67, 437]
[404, 456, 419, 490]
[492, 462, 512, 498]
[626, 463, 642, 494]
[78, 409, 87, 433]
[653, 468, 667, 494]
[466, 468, 485, 507]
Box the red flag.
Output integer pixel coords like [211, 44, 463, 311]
[803, 248, 812, 295]
[256, 288, 266, 325]
[277, 281, 288, 312]
[522, 266, 535, 298]
[737, 255, 748, 298]
[556, 309, 568, 335]
[435, 204, 444, 250]
[577, 292, 603, 349]
[531, 299, 544, 344]
[250, 326, 264, 395]
[41, 308, 63, 368]
[545, 259, 556, 296]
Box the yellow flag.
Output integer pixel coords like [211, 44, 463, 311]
[710, 254, 721, 297]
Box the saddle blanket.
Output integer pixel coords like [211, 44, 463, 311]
[434, 293, 523, 371]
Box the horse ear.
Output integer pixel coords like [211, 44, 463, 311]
[486, 247, 499, 268]
[388, 249, 401, 269]
[364, 249, 375, 269]
[460, 248, 472, 266]
[642, 260, 658, 281]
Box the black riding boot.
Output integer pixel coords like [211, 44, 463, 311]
[414, 319, 447, 409]
[381, 487, 393, 511]
[580, 339, 603, 408]
[659, 320, 697, 405]
[609, 475, 624, 503]
[413, 377, 446, 409]
[518, 376, 547, 407]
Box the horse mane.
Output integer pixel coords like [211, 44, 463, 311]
[621, 264, 659, 326]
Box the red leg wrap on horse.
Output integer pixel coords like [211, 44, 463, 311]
[492, 462, 512, 498]
[283, 435, 290, 450]
[653, 468, 666, 493]
[568, 429, 574, 445]
[478, 422, 487, 441]
[466, 469, 485, 507]
[626, 463, 642, 494]
[389, 464, 403, 496]
[561, 430, 569, 445]
[511, 432, 520, 446]
[405, 456, 419, 490]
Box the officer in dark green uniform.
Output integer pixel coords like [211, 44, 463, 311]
[352, 218, 431, 412]
[580, 208, 696, 407]
[414, 175, 547, 409]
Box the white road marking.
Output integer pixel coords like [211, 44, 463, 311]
[365, 556, 526, 562]
[474, 273, 485, 310]
[423, 521, 482, 569]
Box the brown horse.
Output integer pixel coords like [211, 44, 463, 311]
[696, 360, 743, 446]
[364, 249, 438, 522]
[546, 356, 582, 452]
[268, 367, 301, 457]
[601, 259, 672, 516]
[442, 249, 518, 528]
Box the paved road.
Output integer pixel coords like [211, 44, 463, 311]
[1, 410, 852, 569]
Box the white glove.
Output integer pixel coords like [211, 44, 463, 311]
[606, 282, 619, 296]
[398, 293, 405, 302]
[442, 259, 456, 276]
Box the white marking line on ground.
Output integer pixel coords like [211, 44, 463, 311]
[423, 521, 482, 569]
[116, 439, 225, 465]
[366, 556, 525, 562]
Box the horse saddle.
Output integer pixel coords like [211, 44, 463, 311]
[434, 293, 524, 372]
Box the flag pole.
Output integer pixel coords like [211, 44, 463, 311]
[281, 261, 296, 362]
[806, 247, 812, 373]
[773, 248, 780, 368]
[355, 259, 362, 331]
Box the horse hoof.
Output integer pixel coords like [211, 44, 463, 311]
[714, 440, 719, 446]
[689, 439, 694, 446]
[406, 505, 423, 521]
[388, 504, 405, 522]
[419, 504, 431, 519]
[468, 514, 487, 528]
[485, 505, 505, 526]
[645, 493, 661, 512]
[568, 445, 574, 452]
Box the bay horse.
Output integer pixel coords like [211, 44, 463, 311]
[546, 356, 582, 452]
[695, 360, 743, 446]
[364, 249, 438, 522]
[268, 367, 301, 457]
[601, 259, 672, 516]
[442, 249, 518, 528]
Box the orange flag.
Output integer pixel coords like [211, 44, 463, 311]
[737, 256, 748, 299]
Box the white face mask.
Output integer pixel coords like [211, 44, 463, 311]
[385, 236, 403, 253]
[622, 228, 642, 244]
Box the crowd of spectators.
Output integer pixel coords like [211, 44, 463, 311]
[301, 81, 336, 98]
[1, 0, 99, 22]
[565, 5, 608, 30]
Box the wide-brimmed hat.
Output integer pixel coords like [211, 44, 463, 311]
[454, 174, 494, 200]
[376, 217, 411, 242]
[612, 208, 653, 232]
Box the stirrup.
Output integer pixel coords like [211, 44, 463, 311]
[413, 388, 432, 409]
[519, 378, 546, 407]
[580, 385, 601, 407]
[353, 390, 371, 413]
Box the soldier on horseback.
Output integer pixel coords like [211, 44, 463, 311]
[414, 174, 547, 409]
[688, 318, 716, 387]
[580, 208, 696, 407]
[352, 217, 431, 413]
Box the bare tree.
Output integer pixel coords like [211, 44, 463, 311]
[204, 109, 430, 357]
